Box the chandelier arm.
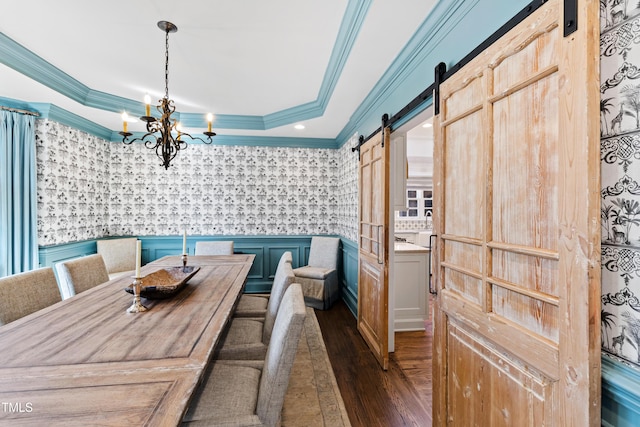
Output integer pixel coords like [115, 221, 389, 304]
[176, 131, 214, 145]
[121, 132, 160, 146]
[144, 136, 162, 150]
[146, 119, 161, 134]
[120, 126, 213, 148]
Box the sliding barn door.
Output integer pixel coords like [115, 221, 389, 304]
[358, 128, 390, 370]
[432, 0, 600, 425]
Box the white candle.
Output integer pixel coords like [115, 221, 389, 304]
[207, 113, 213, 133]
[121, 112, 129, 133]
[144, 94, 151, 117]
[135, 240, 142, 278]
[182, 230, 187, 255]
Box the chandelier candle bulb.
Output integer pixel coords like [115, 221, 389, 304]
[182, 230, 187, 255]
[135, 240, 142, 278]
[121, 112, 128, 133]
[144, 94, 151, 117]
[207, 113, 213, 133]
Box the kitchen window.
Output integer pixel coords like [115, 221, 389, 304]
[397, 187, 432, 219]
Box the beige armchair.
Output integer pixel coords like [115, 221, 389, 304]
[0, 267, 62, 325]
[194, 241, 234, 255]
[182, 284, 306, 427]
[233, 251, 293, 318]
[214, 257, 296, 360]
[56, 254, 110, 298]
[97, 237, 138, 280]
[293, 236, 340, 310]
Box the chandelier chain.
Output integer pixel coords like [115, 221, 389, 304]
[164, 27, 170, 99]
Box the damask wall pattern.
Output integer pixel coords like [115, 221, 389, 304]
[35, 119, 360, 246]
[600, 1, 640, 369]
[108, 142, 341, 237]
[35, 120, 110, 246]
[335, 134, 359, 242]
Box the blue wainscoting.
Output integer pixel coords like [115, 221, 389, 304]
[340, 238, 358, 316]
[602, 355, 640, 426]
[39, 235, 360, 303]
[38, 240, 98, 267]
[36, 235, 640, 424]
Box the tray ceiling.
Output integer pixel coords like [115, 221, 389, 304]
[0, 0, 438, 140]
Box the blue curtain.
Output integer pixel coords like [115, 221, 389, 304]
[0, 110, 37, 277]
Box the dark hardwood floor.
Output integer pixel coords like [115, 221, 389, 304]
[316, 300, 433, 427]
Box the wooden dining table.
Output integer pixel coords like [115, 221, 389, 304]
[0, 254, 255, 426]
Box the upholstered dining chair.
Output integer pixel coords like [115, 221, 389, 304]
[213, 258, 296, 360]
[293, 236, 340, 310]
[0, 267, 62, 325]
[182, 284, 306, 427]
[55, 254, 110, 298]
[97, 237, 138, 280]
[194, 241, 234, 255]
[233, 251, 293, 319]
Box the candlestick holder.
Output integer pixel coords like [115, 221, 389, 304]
[182, 253, 188, 272]
[127, 277, 148, 313]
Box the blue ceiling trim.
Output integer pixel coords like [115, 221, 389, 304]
[0, 96, 39, 114]
[335, 0, 477, 145]
[0, 95, 338, 148]
[107, 130, 338, 149]
[0, 0, 371, 133]
[317, 0, 371, 109]
[0, 33, 88, 103]
[31, 103, 114, 140]
[180, 113, 266, 130]
[183, 134, 338, 149]
[263, 0, 372, 129]
[85, 90, 144, 117]
[263, 100, 323, 129]
[0, 32, 153, 118]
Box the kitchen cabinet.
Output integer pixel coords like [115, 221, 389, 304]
[393, 242, 429, 331]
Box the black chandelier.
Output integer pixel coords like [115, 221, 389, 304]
[119, 21, 216, 169]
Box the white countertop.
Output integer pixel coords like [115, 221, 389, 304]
[394, 242, 430, 253]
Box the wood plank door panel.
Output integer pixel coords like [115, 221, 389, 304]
[358, 128, 390, 370]
[432, 1, 600, 425]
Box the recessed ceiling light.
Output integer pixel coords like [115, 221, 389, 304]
[422, 122, 432, 128]
[294, 124, 305, 130]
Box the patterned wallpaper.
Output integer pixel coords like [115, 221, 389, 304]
[36, 120, 360, 246]
[36, 120, 110, 246]
[600, 2, 640, 369]
[336, 134, 359, 242]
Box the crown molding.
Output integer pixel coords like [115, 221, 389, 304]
[0, 96, 38, 114]
[0, 96, 338, 147]
[0, 32, 89, 103]
[107, 131, 338, 149]
[264, 0, 372, 129]
[180, 113, 266, 130]
[30, 102, 114, 140]
[0, 0, 371, 132]
[336, 0, 478, 145]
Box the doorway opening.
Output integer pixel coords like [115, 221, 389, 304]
[388, 104, 435, 419]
